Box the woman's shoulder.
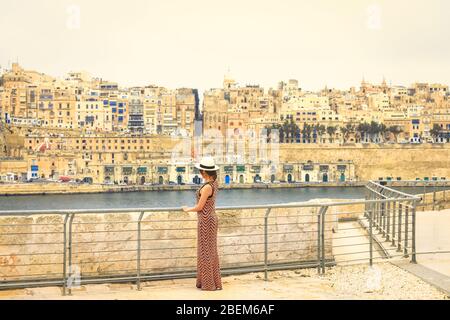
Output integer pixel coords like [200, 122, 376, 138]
[199, 182, 212, 192]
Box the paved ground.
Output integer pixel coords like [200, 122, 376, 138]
[332, 221, 381, 264]
[0, 262, 447, 300]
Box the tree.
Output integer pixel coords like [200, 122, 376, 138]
[378, 123, 387, 142]
[264, 123, 283, 143]
[387, 125, 403, 142]
[368, 121, 381, 143]
[340, 123, 355, 143]
[316, 124, 326, 143]
[356, 122, 370, 143]
[282, 120, 290, 142]
[289, 119, 299, 143]
[302, 123, 313, 143]
[430, 124, 442, 142]
[326, 125, 337, 143]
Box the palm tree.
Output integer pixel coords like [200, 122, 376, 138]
[316, 124, 326, 143]
[356, 122, 370, 143]
[378, 123, 387, 142]
[301, 122, 308, 143]
[282, 120, 290, 142]
[326, 125, 337, 143]
[369, 121, 381, 143]
[293, 122, 301, 143]
[341, 123, 355, 143]
[265, 123, 283, 143]
[387, 125, 403, 142]
[305, 123, 313, 143]
[430, 124, 442, 142]
[289, 119, 299, 143]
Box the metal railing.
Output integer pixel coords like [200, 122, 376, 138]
[0, 181, 422, 295]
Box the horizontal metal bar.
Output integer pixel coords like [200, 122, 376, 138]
[331, 242, 370, 248]
[0, 196, 419, 217]
[332, 234, 371, 240]
[0, 252, 63, 257]
[0, 231, 64, 236]
[0, 242, 64, 246]
[333, 250, 376, 257]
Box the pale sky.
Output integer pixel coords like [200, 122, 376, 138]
[1, 0, 449, 94]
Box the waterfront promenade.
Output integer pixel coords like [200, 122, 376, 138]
[1, 262, 447, 300]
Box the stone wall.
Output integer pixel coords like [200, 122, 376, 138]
[279, 144, 450, 181]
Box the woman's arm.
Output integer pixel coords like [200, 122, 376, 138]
[182, 184, 212, 212]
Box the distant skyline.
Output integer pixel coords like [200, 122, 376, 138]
[1, 0, 449, 94]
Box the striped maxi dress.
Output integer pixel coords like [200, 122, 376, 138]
[196, 179, 222, 290]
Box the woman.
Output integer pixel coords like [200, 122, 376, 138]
[182, 156, 222, 291]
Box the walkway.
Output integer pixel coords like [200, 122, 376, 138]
[0, 263, 447, 300]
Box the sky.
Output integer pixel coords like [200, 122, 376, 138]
[1, 0, 449, 94]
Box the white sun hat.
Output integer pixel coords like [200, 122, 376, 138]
[194, 156, 220, 171]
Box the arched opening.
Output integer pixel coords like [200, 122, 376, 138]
[193, 175, 201, 184]
[340, 173, 345, 182]
[322, 173, 328, 182]
[177, 175, 183, 184]
[225, 175, 231, 184]
[239, 175, 244, 184]
[140, 176, 146, 185]
[254, 174, 261, 183]
[305, 174, 310, 182]
[287, 174, 293, 183]
[271, 174, 275, 183]
[124, 176, 129, 184]
[158, 176, 164, 184]
[104, 176, 111, 183]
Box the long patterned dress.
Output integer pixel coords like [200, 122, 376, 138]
[196, 179, 222, 290]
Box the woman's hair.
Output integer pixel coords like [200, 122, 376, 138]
[200, 169, 217, 181]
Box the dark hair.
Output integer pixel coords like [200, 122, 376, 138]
[200, 169, 217, 180]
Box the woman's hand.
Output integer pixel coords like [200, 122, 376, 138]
[181, 206, 190, 212]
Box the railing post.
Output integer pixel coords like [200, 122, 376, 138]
[391, 201, 396, 247]
[320, 206, 328, 274]
[403, 205, 409, 258]
[381, 202, 386, 238]
[423, 183, 426, 207]
[62, 213, 70, 296]
[444, 183, 446, 203]
[67, 213, 75, 296]
[264, 208, 271, 281]
[378, 197, 383, 232]
[397, 203, 402, 252]
[411, 201, 417, 263]
[137, 211, 145, 290]
[369, 207, 373, 266]
[374, 199, 379, 231]
[385, 201, 390, 241]
[432, 184, 436, 211]
[317, 212, 321, 274]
